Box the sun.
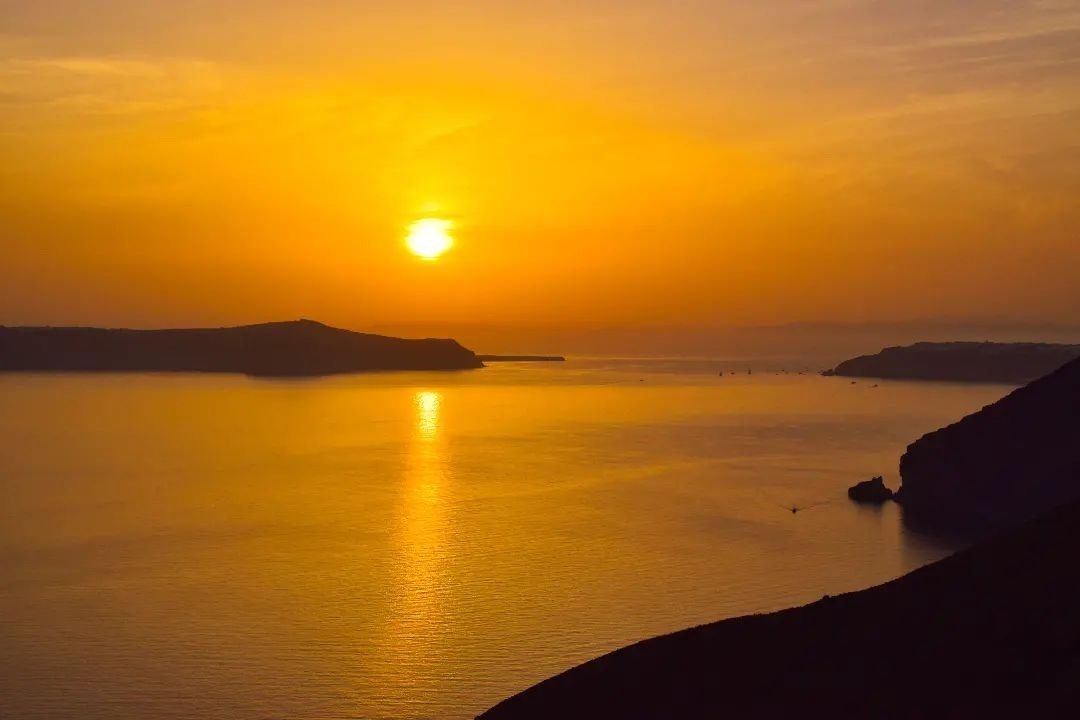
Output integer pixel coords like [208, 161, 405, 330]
[406, 219, 454, 260]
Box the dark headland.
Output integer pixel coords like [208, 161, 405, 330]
[0, 319, 484, 376]
[898, 354, 1080, 534]
[481, 356, 1080, 719]
[822, 341, 1080, 383]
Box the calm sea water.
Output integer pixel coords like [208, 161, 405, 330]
[0, 360, 1009, 719]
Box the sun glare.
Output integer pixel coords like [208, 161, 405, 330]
[406, 219, 454, 260]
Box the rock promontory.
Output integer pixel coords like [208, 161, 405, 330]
[898, 355, 1080, 533]
[847, 476, 895, 503]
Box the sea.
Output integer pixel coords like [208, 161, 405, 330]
[0, 359, 1011, 719]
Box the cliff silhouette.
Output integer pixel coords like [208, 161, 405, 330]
[898, 355, 1080, 533]
[480, 497, 1080, 719]
[0, 319, 484, 376]
[482, 356, 1080, 719]
[823, 341, 1080, 383]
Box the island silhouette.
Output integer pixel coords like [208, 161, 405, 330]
[822, 341, 1080, 383]
[0, 319, 484, 377]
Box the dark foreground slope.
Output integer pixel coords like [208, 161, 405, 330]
[0, 320, 484, 376]
[823, 341, 1080, 383]
[481, 499, 1080, 719]
[898, 355, 1080, 533]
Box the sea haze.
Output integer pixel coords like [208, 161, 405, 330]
[0, 360, 1010, 719]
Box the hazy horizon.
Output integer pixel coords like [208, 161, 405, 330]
[5, 315, 1080, 362]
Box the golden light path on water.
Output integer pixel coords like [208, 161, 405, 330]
[375, 390, 450, 708]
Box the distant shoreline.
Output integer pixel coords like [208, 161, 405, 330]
[822, 341, 1080, 383]
[477, 355, 566, 363]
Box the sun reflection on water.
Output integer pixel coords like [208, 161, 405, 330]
[413, 391, 442, 504]
[374, 389, 452, 705]
[416, 390, 441, 442]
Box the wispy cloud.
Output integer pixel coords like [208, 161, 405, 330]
[0, 54, 223, 121]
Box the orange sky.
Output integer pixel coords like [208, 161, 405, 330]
[2, 1, 1079, 331]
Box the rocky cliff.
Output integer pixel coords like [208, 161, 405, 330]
[897, 355, 1080, 533]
